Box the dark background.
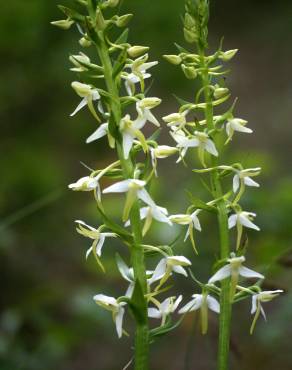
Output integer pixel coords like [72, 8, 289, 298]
[1, 0, 292, 369]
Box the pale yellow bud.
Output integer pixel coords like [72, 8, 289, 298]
[116, 14, 133, 27]
[163, 55, 182, 65]
[219, 49, 238, 62]
[51, 19, 74, 30]
[127, 46, 150, 58]
[79, 37, 92, 48]
[181, 64, 197, 79]
[214, 87, 229, 99]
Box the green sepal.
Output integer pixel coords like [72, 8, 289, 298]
[186, 191, 217, 213]
[58, 5, 85, 22]
[129, 279, 147, 324]
[149, 316, 184, 343]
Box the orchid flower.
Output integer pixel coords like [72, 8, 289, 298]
[93, 294, 127, 338]
[169, 128, 189, 163]
[122, 53, 158, 95]
[70, 81, 100, 120]
[68, 174, 103, 201]
[149, 256, 192, 287]
[250, 290, 283, 334]
[136, 97, 161, 127]
[162, 110, 189, 130]
[225, 118, 252, 142]
[169, 211, 201, 253]
[103, 179, 155, 221]
[208, 254, 264, 300]
[179, 293, 220, 334]
[232, 167, 261, 193]
[75, 220, 116, 259]
[228, 211, 260, 249]
[177, 131, 218, 167]
[148, 295, 182, 325]
[125, 205, 172, 236]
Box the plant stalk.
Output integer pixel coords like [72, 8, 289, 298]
[96, 32, 149, 370]
[200, 54, 232, 370]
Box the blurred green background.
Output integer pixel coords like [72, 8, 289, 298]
[1, 0, 292, 369]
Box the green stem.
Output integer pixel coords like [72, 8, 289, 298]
[96, 31, 149, 370]
[200, 56, 232, 370]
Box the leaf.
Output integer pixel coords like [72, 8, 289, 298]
[112, 49, 128, 80]
[58, 5, 85, 22]
[186, 191, 217, 213]
[114, 28, 129, 45]
[173, 94, 192, 107]
[149, 316, 184, 343]
[148, 128, 162, 142]
[174, 42, 189, 54]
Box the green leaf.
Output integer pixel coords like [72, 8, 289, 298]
[186, 191, 217, 213]
[174, 42, 189, 54]
[148, 128, 162, 142]
[114, 28, 129, 45]
[112, 49, 128, 80]
[173, 94, 192, 107]
[149, 316, 184, 343]
[58, 5, 85, 22]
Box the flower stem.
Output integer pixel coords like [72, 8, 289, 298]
[200, 55, 232, 370]
[96, 32, 149, 370]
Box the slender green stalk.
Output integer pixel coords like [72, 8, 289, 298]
[96, 31, 149, 370]
[200, 55, 232, 370]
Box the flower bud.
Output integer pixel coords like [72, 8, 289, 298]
[154, 145, 178, 158]
[79, 36, 92, 48]
[107, 0, 120, 7]
[219, 49, 238, 62]
[163, 54, 182, 65]
[184, 28, 198, 44]
[214, 87, 229, 99]
[181, 64, 197, 79]
[71, 81, 93, 97]
[115, 14, 133, 27]
[127, 46, 149, 58]
[184, 13, 196, 29]
[51, 19, 74, 30]
[139, 97, 161, 109]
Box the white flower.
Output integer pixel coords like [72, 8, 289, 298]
[226, 118, 252, 142]
[149, 256, 192, 286]
[150, 145, 178, 175]
[208, 254, 264, 300]
[177, 131, 218, 166]
[169, 211, 201, 253]
[208, 255, 264, 284]
[250, 290, 283, 334]
[148, 295, 182, 325]
[68, 174, 103, 200]
[169, 128, 188, 163]
[179, 293, 220, 334]
[122, 54, 158, 95]
[125, 205, 172, 236]
[75, 220, 116, 259]
[70, 81, 100, 117]
[228, 211, 260, 231]
[232, 167, 261, 193]
[93, 294, 127, 338]
[162, 110, 188, 129]
[119, 114, 148, 159]
[136, 97, 161, 127]
[103, 179, 155, 221]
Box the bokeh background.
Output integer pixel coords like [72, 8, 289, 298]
[1, 0, 292, 369]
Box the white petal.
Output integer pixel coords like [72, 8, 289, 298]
[228, 214, 237, 229]
[122, 132, 134, 159]
[191, 212, 202, 231]
[251, 295, 258, 314]
[233, 174, 240, 193]
[115, 307, 125, 338]
[238, 266, 264, 280]
[206, 296, 220, 313]
[208, 265, 231, 284]
[172, 265, 188, 277]
[151, 206, 172, 224]
[137, 188, 155, 207]
[177, 138, 200, 148]
[238, 214, 260, 231]
[178, 296, 203, 314]
[244, 177, 260, 188]
[103, 180, 131, 194]
[95, 235, 105, 257]
[148, 307, 161, 319]
[85, 246, 92, 259]
[172, 295, 183, 312]
[232, 122, 253, 133]
[86, 123, 108, 143]
[145, 109, 160, 126]
[125, 282, 135, 298]
[70, 97, 87, 116]
[75, 219, 96, 231]
[148, 259, 167, 284]
[260, 306, 267, 321]
[205, 139, 218, 156]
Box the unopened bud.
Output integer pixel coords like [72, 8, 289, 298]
[127, 46, 149, 58]
[107, 0, 120, 7]
[184, 28, 198, 44]
[163, 54, 182, 65]
[51, 19, 74, 30]
[154, 145, 178, 158]
[116, 14, 133, 27]
[139, 97, 161, 109]
[79, 36, 92, 48]
[181, 64, 197, 79]
[219, 49, 238, 62]
[214, 87, 229, 99]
